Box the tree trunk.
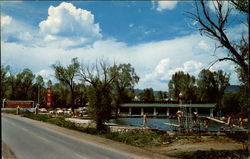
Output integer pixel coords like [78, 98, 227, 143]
[96, 118, 106, 132]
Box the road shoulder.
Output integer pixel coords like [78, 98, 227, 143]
[2, 141, 16, 159]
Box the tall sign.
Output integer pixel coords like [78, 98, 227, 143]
[46, 88, 52, 108]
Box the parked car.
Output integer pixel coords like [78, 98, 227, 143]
[39, 108, 47, 113]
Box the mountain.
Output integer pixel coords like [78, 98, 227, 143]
[224, 85, 240, 93]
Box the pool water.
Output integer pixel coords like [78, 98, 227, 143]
[109, 118, 241, 131]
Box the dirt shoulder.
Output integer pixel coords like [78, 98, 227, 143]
[146, 136, 245, 156]
[2, 141, 17, 159]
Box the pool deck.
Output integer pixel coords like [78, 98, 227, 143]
[206, 117, 248, 132]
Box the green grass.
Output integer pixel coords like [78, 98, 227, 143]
[22, 113, 99, 134]
[102, 131, 173, 147]
[169, 149, 249, 159]
[1, 110, 16, 114]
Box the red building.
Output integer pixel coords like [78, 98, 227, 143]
[3, 100, 34, 108]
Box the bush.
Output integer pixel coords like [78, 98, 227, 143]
[102, 131, 172, 147]
[169, 150, 249, 159]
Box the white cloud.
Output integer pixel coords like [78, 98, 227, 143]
[1, 15, 37, 47]
[39, 2, 102, 48]
[156, 1, 178, 11]
[1, 15, 12, 28]
[37, 69, 55, 83]
[207, 1, 238, 14]
[2, 21, 243, 90]
[167, 61, 203, 76]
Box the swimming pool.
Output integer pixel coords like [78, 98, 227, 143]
[109, 117, 243, 131]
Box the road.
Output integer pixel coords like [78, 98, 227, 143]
[2, 114, 165, 159]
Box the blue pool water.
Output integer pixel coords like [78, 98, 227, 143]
[109, 118, 239, 131]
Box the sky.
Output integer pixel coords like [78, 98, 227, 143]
[1, 1, 248, 91]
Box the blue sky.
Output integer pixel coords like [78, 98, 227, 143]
[1, 1, 248, 91]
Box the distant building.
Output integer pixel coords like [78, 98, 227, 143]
[117, 103, 216, 117]
[3, 100, 34, 108]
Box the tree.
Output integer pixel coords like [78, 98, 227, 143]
[168, 71, 197, 102]
[221, 92, 241, 116]
[231, 0, 249, 13]
[52, 82, 70, 107]
[188, 0, 249, 85]
[13, 68, 35, 100]
[52, 58, 80, 108]
[1, 65, 10, 104]
[46, 80, 53, 88]
[155, 91, 167, 101]
[34, 75, 45, 106]
[79, 60, 117, 131]
[197, 69, 230, 103]
[110, 63, 139, 110]
[139, 88, 155, 102]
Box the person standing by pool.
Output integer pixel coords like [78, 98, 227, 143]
[226, 115, 233, 131]
[176, 110, 184, 127]
[204, 120, 209, 132]
[143, 114, 147, 127]
[239, 117, 243, 127]
[192, 111, 198, 124]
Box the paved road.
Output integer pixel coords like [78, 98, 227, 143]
[2, 114, 141, 159]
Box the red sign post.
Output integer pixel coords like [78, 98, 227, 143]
[46, 88, 52, 108]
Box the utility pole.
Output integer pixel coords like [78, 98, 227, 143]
[37, 85, 40, 108]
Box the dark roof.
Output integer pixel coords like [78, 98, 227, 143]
[120, 103, 216, 108]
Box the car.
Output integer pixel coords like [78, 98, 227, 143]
[39, 108, 47, 113]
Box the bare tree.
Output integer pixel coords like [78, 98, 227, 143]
[187, 0, 249, 83]
[78, 60, 117, 131]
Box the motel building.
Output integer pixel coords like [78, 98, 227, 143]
[117, 103, 216, 118]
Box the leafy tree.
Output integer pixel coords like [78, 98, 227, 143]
[46, 80, 53, 88]
[168, 71, 196, 102]
[139, 88, 155, 102]
[155, 91, 167, 101]
[74, 83, 87, 107]
[221, 92, 241, 116]
[12, 68, 35, 100]
[52, 58, 80, 108]
[1, 65, 10, 104]
[110, 63, 139, 111]
[34, 75, 46, 106]
[197, 69, 230, 103]
[52, 82, 70, 107]
[79, 60, 117, 131]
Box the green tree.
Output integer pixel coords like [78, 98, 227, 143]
[139, 88, 155, 102]
[46, 80, 53, 88]
[1, 65, 10, 105]
[13, 68, 35, 100]
[197, 69, 230, 103]
[79, 60, 117, 131]
[52, 57, 80, 108]
[168, 71, 196, 102]
[221, 92, 241, 116]
[34, 75, 45, 107]
[52, 82, 70, 107]
[155, 91, 167, 101]
[74, 83, 87, 107]
[110, 63, 139, 111]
